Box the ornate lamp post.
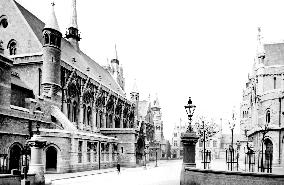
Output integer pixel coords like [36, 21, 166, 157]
[181, 97, 199, 168]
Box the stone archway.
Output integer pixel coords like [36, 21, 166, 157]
[46, 146, 57, 172]
[9, 143, 22, 172]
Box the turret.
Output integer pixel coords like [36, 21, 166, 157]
[42, 2, 62, 98]
[130, 79, 139, 123]
[257, 27, 265, 61]
[110, 45, 125, 90]
[65, 0, 81, 51]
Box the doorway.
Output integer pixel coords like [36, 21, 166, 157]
[46, 146, 57, 172]
[9, 144, 22, 172]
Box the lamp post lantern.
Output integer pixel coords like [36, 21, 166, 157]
[181, 97, 199, 168]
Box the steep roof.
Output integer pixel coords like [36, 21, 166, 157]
[13, 0, 125, 97]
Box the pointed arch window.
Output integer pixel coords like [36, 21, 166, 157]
[72, 101, 77, 123]
[266, 110, 270, 124]
[38, 68, 42, 96]
[87, 106, 92, 125]
[7, 39, 17, 55]
[83, 104, 87, 125]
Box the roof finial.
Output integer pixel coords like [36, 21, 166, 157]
[257, 26, 265, 59]
[115, 44, 118, 60]
[70, 0, 78, 29]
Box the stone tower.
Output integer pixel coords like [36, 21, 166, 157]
[130, 79, 139, 124]
[42, 2, 62, 98]
[151, 94, 163, 142]
[65, 0, 81, 51]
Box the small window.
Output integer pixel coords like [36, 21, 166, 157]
[44, 33, 49, 44]
[266, 110, 270, 124]
[274, 77, 277, 89]
[121, 147, 124, 153]
[0, 15, 8, 28]
[50, 34, 55, 45]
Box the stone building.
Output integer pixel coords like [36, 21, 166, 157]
[171, 119, 186, 159]
[0, 0, 139, 174]
[135, 90, 166, 161]
[240, 27, 284, 166]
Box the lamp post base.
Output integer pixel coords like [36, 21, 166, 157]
[183, 162, 196, 168]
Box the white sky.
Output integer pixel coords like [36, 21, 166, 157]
[16, 0, 284, 140]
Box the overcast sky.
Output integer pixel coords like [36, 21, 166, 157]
[16, 0, 284, 139]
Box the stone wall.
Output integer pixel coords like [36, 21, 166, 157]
[180, 167, 284, 185]
[0, 174, 21, 185]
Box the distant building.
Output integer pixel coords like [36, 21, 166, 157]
[171, 119, 186, 159]
[136, 91, 166, 161]
[240, 28, 284, 166]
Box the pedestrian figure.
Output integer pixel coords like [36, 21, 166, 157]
[117, 163, 120, 174]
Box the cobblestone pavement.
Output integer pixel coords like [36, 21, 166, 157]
[47, 160, 182, 185]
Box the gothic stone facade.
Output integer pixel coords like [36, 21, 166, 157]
[240, 29, 284, 166]
[0, 0, 139, 174]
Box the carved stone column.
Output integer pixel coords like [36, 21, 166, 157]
[28, 134, 47, 185]
[92, 106, 97, 131]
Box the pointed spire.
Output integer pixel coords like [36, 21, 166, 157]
[257, 27, 265, 59]
[132, 78, 138, 93]
[111, 44, 120, 65]
[44, 2, 60, 32]
[153, 93, 160, 108]
[70, 0, 78, 29]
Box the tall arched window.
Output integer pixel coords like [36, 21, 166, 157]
[38, 68, 42, 96]
[72, 101, 77, 122]
[67, 102, 71, 120]
[266, 110, 270, 124]
[7, 39, 17, 55]
[87, 106, 92, 125]
[83, 104, 87, 124]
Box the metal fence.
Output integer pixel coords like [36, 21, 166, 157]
[244, 150, 255, 172]
[226, 148, 238, 171]
[201, 150, 211, 169]
[258, 151, 272, 173]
